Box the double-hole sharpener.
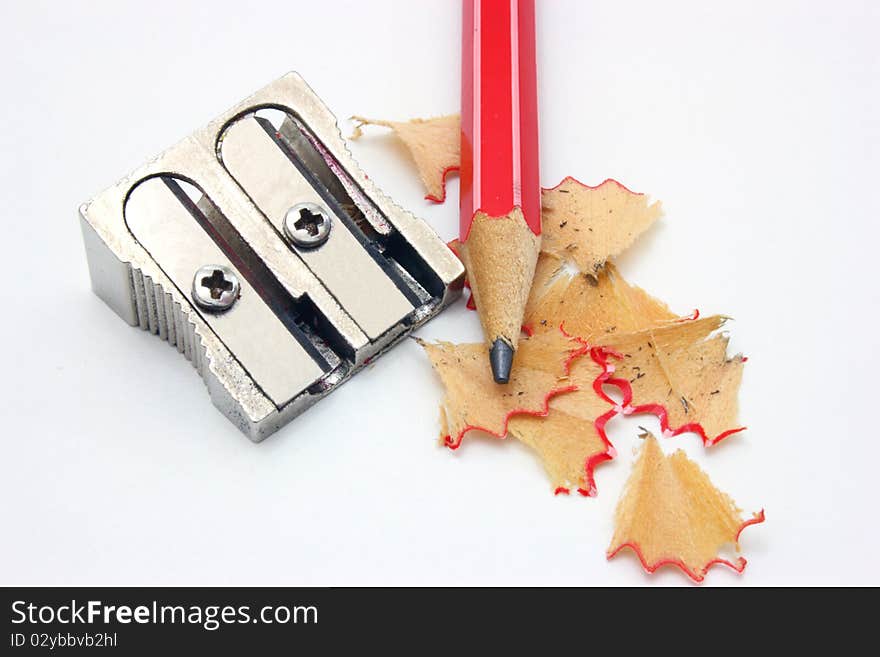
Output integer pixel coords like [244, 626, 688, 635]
[80, 73, 464, 440]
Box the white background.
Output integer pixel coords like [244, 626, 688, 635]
[1, 0, 877, 586]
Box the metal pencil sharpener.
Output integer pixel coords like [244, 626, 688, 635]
[80, 73, 464, 440]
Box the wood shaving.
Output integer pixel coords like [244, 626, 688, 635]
[349, 115, 460, 202]
[607, 433, 763, 582]
[595, 316, 745, 444]
[507, 357, 612, 495]
[526, 257, 678, 340]
[419, 330, 585, 448]
[540, 178, 662, 275]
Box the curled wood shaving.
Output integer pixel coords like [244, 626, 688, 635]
[608, 433, 763, 582]
[526, 257, 678, 340]
[419, 330, 586, 449]
[540, 178, 662, 275]
[349, 115, 460, 202]
[422, 330, 615, 495]
[507, 356, 611, 496]
[595, 316, 745, 444]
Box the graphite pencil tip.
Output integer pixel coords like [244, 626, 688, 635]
[489, 338, 514, 384]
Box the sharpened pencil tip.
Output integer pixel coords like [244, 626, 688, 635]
[490, 339, 514, 384]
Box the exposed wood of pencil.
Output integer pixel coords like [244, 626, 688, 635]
[458, 208, 540, 353]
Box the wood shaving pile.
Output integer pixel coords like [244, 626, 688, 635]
[351, 114, 763, 583]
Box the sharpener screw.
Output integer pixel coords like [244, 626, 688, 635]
[284, 202, 332, 248]
[192, 265, 240, 311]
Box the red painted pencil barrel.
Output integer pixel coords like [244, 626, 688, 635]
[460, 0, 541, 240]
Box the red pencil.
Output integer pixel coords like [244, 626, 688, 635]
[460, 0, 541, 383]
